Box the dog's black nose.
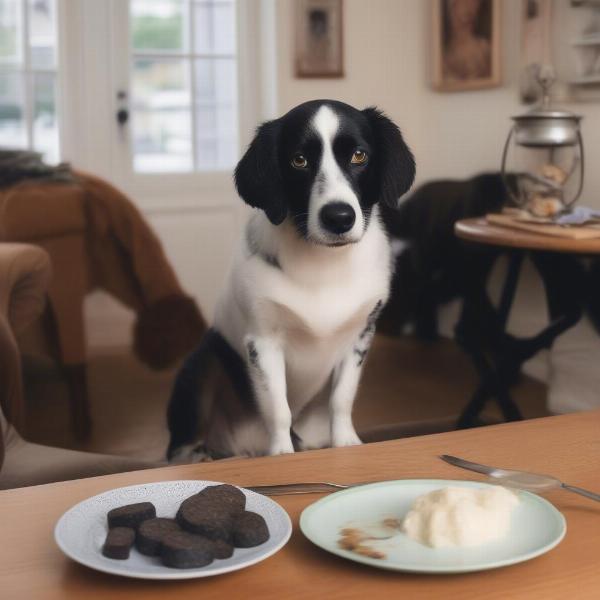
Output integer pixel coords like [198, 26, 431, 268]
[319, 202, 356, 234]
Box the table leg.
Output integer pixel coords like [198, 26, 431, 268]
[531, 252, 584, 333]
[497, 253, 525, 328]
[455, 253, 524, 428]
[456, 250, 584, 429]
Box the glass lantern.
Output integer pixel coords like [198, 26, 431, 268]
[501, 68, 584, 218]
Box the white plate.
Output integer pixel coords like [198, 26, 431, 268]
[300, 479, 566, 574]
[55, 480, 292, 580]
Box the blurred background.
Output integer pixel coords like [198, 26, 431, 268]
[1, 1, 599, 484]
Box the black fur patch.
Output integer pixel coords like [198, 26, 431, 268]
[359, 300, 384, 340]
[246, 339, 259, 368]
[291, 428, 303, 450]
[352, 300, 384, 367]
[166, 329, 254, 459]
[262, 253, 281, 270]
[353, 347, 368, 367]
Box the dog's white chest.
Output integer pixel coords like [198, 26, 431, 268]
[266, 280, 377, 341]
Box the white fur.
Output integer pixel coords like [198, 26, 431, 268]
[213, 203, 391, 456]
[307, 106, 364, 244]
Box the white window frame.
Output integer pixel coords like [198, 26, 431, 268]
[0, 0, 61, 161]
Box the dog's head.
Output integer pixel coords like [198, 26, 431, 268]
[234, 100, 415, 246]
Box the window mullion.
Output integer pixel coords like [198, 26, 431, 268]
[21, 0, 34, 149]
[189, 0, 198, 170]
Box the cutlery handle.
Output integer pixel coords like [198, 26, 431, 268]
[247, 482, 350, 496]
[562, 483, 600, 503]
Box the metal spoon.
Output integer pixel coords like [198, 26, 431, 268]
[440, 454, 600, 503]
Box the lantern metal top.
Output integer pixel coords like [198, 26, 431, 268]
[510, 67, 582, 147]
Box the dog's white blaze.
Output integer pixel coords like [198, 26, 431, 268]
[307, 105, 364, 243]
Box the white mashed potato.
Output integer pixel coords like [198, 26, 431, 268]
[401, 486, 519, 548]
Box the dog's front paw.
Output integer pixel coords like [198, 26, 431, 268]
[332, 425, 362, 448]
[268, 435, 295, 456]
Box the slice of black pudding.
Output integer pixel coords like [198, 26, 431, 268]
[196, 484, 246, 513]
[211, 538, 234, 559]
[232, 511, 270, 548]
[176, 494, 235, 541]
[160, 531, 214, 569]
[136, 517, 181, 556]
[102, 526, 135, 559]
[107, 502, 156, 530]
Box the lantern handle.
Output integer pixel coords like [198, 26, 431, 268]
[501, 125, 522, 207]
[564, 129, 585, 208]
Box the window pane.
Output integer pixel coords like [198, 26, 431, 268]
[0, 71, 27, 149]
[0, 0, 23, 65]
[131, 0, 188, 52]
[194, 58, 237, 170]
[28, 0, 57, 69]
[132, 58, 192, 172]
[32, 71, 58, 163]
[195, 57, 236, 104]
[194, 0, 236, 56]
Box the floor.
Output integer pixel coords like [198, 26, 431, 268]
[22, 335, 549, 462]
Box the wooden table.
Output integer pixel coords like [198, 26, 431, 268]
[453, 218, 593, 428]
[2, 411, 599, 600]
[456, 217, 600, 254]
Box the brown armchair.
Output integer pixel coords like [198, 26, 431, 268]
[0, 243, 157, 489]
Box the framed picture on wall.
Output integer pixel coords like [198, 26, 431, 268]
[295, 0, 344, 78]
[431, 0, 502, 92]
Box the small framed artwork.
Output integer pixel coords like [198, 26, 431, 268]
[431, 0, 502, 92]
[295, 0, 344, 78]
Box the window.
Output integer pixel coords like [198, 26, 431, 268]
[0, 0, 59, 163]
[130, 0, 238, 173]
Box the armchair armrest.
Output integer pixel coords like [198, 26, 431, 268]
[0, 243, 51, 452]
[0, 243, 51, 335]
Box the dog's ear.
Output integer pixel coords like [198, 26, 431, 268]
[234, 119, 287, 225]
[363, 107, 416, 208]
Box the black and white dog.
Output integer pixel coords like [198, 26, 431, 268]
[167, 99, 415, 461]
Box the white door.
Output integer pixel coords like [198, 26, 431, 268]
[56, 0, 276, 346]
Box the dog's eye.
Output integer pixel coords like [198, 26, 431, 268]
[291, 154, 308, 169]
[351, 149, 368, 164]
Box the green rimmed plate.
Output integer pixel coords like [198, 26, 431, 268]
[300, 479, 565, 574]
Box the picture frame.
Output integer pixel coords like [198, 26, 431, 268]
[295, 0, 344, 78]
[431, 0, 502, 92]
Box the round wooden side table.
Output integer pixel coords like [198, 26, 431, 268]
[453, 217, 598, 428]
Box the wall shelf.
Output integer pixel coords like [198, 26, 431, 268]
[571, 35, 600, 46]
[569, 75, 600, 84]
